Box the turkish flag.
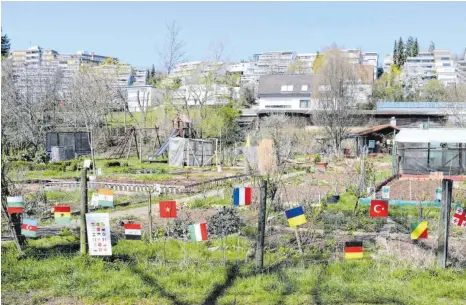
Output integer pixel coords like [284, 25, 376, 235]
[370, 200, 388, 217]
[159, 201, 177, 218]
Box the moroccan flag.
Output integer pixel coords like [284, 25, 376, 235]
[285, 206, 307, 227]
[21, 219, 38, 238]
[411, 221, 428, 240]
[370, 200, 388, 218]
[7, 196, 24, 214]
[233, 187, 252, 206]
[54, 206, 71, 224]
[124, 223, 141, 240]
[159, 201, 176, 218]
[452, 207, 466, 228]
[345, 241, 363, 259]
[188, 223, 208, 242]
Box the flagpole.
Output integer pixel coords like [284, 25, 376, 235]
[294, 227, 303, 254]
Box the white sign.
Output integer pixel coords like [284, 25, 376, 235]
[86, 213, 112, 256]
[83, 159, 91, 169]
[96, 168, 102, 176]
[382, 186, 390, 199]
[90, 193, 100, 208]
[435, 187, 442, 201]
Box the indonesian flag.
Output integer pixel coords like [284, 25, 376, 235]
[188, 223, 208, 242]
[452, 207, 466, 228]
[233, 187, 251, 206]
[159, 201, 177, 218]
[21, 218, 38, 237]
[7, 196, 24, 214]
[124, 223, 141, 240]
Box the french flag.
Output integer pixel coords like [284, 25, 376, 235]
[233, 187, 251, 206]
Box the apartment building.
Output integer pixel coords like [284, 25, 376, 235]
[383, 55, 393, 73]
[253, 51, 296, 75]
[404, 51, 436, 82]
[458, 50, 466, 84]
[295, 53, 318, 74]
[226, 62, 256, 84]
[172, 84, 240, 106]
[433, 49, 457, 86]
[362, 52, 378, 81]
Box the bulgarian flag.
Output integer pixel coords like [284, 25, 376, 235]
[21, 219, 38, 238]
[54, 206, 71, 224]
[7, 196, 24, 214]
[188, 223, 208, 242]
[233, 187, 251, 206]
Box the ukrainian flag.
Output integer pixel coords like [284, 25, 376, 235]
[285, 206, 307, 227]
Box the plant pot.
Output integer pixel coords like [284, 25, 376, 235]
[326, 195, 340, 204]
[316, 162, 328, 170]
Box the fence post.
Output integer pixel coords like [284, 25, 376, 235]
[436, 178, 452, 268]
[255, 179, 267, 270]
[80, 168, 88, 255]
[148, 191, 153, 243]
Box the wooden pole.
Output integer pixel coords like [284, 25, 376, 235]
[255, 179, 267, 270]
[294, 227, 304, 254]
[148, 191, 153, 243]
[80, 168, 88, 255]
[437, 179, 452, 269]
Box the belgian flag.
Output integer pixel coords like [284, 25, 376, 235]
[344, 241, 363, 259]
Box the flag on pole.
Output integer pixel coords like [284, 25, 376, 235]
[188, 223, 208, 242]
[124, 223, 142, 240]
[344, 241, 363, 259]
[285, 206, 307, 227]
[370, 200, 389, 218]
[411, 221, 428, 240]
[233, 187, 251, 206]
[452, 207, 466, 228]
[54, 206, 71, 224]
[7, 196, 24, 214]
[159, 201, 177, 218]
[21, 219, 38, 237]
[97, 189, 114, 207]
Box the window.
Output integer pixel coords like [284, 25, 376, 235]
[443, 63, 451, 67]
[301, 85, 308, 91]
[280, 85, 293, 92]
[441, 57, 450, 61]
[265, 105, 291, 108]
[299, 100, 310, 108]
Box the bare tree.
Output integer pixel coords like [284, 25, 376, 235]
[1, 59, 64, 155]
[312, 48, 362, 155]
[65, 67, 121, 170]
[158, 21, 186, 75]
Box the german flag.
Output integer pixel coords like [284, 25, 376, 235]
[344, 241, 363, 259]
[54, 206, 71, 224]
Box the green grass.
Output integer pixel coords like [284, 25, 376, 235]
[187, 196, 231, 209]
[2, 235, 466, 305]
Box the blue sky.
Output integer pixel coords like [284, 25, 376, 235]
[2, 1, 466, 69]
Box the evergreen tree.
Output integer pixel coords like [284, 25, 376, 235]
[393, 40, 398, 67]
[413, 38, 419, 57]
[397, 37, 405, 67]
[151, 64, 155, 77]
[429, 41, 435, 53]
[1, 32, 10, 57]
[406, 36, 414, 57]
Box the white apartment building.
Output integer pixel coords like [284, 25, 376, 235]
[295, 53, 318, 74]
[172, 84, 240, 106]
[458, 50, 466, 84]
[383, 55, 393, 73]
[362, 52, 379, 81]
[404, 51, 436, 82]
[226, 62, 256, 84]
[253, 51, 296, 76]
[126, 85, 160, 112]
[433, 50, 457, 86]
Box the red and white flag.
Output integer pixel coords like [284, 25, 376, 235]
[370, 200, 388, 218]
[452, 207, 466, 228]
[124, 223, 142, 240]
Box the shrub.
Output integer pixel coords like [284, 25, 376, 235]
[121, 161, 129, 167]
[206, 206, 243, 237]
[104, 160, 121, 167]
[65, 165, 75, 172]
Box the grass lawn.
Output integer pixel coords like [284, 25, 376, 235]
[2, 234, 466, 305]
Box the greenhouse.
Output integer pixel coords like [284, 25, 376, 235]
[393, 128, 466, 176]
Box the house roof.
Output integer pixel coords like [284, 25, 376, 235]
[258, 75, 313, 97]
[355, 124, 400, 136]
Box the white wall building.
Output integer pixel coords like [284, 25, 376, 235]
[383, 55, 393, 73]
[126, 85, 160, 112]
[295, 53, 318, 74]
[458, 50, 466, 84]
[362, 52, 379, 80]
[172, 84, 240, 106]
[433, 49, 458, 86]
